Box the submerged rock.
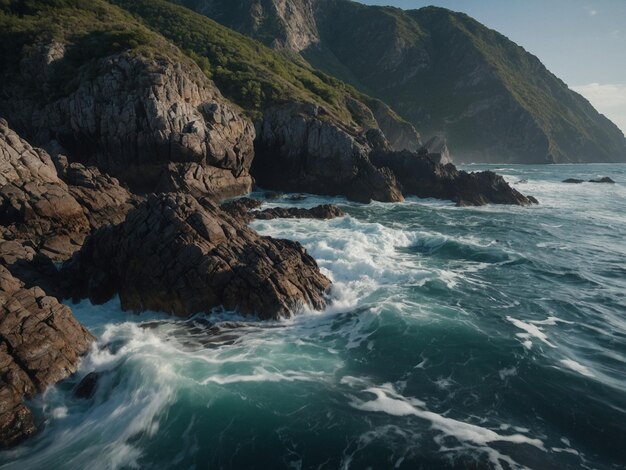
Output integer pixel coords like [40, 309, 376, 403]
[264, 191, 283, 200]
[0, 265, 94, 448]
[64, 193, 331, 319]
[563, 178, 584, 184]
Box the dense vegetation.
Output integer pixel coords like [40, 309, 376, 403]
[0, 0, 168, 98]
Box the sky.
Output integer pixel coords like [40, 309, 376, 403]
[360, 0, 626, 133]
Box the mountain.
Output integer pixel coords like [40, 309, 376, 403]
[176, 0, 626, 164]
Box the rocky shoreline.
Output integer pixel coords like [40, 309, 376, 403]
[0, 5, 539, 448]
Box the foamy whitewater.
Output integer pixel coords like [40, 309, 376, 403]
[1, 164, 625, 469]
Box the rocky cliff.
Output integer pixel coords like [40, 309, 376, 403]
[254, 103, 404, 203]
[1, 7, 256, 200]
[180, 0, 626, 164]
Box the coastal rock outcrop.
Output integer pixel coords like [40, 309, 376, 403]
[563, 177, 616, 184]
[254, 104, 404, 203]
[64, 193, 331, 319]
[589, 177, 615, 184]
[1, 120, 136, 261]
[0, 119, 89, 259]
[4, 43, 256, 200]
[371, 151, 537, 206]
[0, 265, 94, 448]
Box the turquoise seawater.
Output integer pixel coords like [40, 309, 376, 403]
[1, 164, 625, 469]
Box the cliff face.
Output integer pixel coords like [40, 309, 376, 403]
[1, 13, 256, 200]
[181, 0, 626, 163]
[254, 103, 404, 202]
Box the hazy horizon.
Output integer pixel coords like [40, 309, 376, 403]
[360, 0, 626, 135]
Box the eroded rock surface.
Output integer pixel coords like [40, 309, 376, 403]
[64, 193, 331, 319]
[0, 265, 94, 448]
[4, 44, 256, 200]
[1, 120, 136, 261]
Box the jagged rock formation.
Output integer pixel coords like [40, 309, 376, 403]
[63, 193, 331, 319]
[2, 39, 256, 200]
[181, 0, 626, 164]
[371, 151, 538, 206]
[0, 120, 135, 261]
[0, 264, 94, 448]
[1, 119, 90, 258]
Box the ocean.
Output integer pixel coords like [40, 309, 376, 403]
[1, 164, 625, 469]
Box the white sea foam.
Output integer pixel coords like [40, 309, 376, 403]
[507, 316, 555, 348]
[2, 322, 177, 470]
[559, 359, 595, 378]
[200, 368, 315, 385]
[499, 367, 517, 380]
[345, 381, 544, 469]
[351, 385, 543, 448]
[530, 316, 574, 326]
